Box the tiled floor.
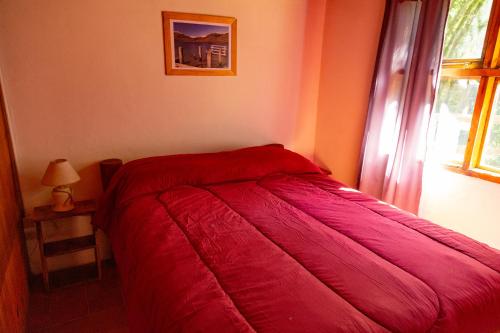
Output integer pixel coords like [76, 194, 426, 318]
[27, 263, 129, 333]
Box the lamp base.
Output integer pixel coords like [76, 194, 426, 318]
[51, 185, 75, 212]
[52, 201, 75, 212]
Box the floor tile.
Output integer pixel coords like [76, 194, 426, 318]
[86, 305, 128, 332]
[47, 316, 93, 333]
[86, 277, 123, 313]
[27, 291, 50, 330]
[48, 284, 89, 325]
[27, 263, 128, 332]
[26, 327, 47, 333]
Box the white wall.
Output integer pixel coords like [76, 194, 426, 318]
[420, 165, 500, 250]
[0, 0, 326, 273]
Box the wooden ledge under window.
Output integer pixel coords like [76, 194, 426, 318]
[444, 164, 500, 184]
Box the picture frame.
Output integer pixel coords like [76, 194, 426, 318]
[162, 11, 237, 76]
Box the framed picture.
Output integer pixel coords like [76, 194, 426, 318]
[162, 11, 237, 76]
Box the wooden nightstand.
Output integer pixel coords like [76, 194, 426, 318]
[29, 199, 101, 291]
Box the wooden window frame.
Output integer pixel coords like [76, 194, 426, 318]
[440, 0, 500, 184]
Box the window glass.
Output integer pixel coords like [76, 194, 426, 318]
[480, 87, 500, 169]
[428, 78, 479, 163]
[443, 0, 493, 59]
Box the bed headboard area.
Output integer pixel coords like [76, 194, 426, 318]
[99, 159, 123, 191]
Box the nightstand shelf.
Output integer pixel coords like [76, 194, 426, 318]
[28, 199, 101, 291]
[44, 235, 96, 257]
[32, 200, 97, 221]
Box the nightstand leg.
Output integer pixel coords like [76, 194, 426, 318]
[92, 223, 102, 280]
[95, 245, 102, 280]
[36, 222, 49, 291]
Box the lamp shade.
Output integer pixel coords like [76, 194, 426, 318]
[41, 159, 80, 186]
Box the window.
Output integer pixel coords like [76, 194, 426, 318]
[428, 0, 500, 183]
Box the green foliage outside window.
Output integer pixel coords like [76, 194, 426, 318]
[443, 0, 492, 59]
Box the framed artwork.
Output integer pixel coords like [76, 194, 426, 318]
[162, 11, 237, 76]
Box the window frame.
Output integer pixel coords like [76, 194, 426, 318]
[439, 0, 500, 184]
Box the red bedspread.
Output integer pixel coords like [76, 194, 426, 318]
[95, 145, 500, 333]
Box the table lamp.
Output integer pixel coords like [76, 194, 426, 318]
[41, 159, 80, 211]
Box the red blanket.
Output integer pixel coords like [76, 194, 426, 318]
[95, 145, 500, 333]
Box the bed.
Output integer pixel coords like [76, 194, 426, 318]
[95, 145, 500, 333]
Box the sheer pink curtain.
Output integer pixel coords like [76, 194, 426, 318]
[359, 0, 450, 214]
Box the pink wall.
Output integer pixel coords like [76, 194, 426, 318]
[314, 0, 386, 187]
[0, 0, 326, 273]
